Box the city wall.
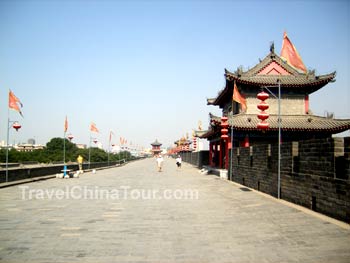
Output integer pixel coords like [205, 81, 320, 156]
[180, 150, 209, 169]
[0, 161, 123, 183]
[183, 137, 350, 223]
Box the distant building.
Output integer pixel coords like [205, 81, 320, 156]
[174, 137, 192, 152]
[15, 144, 44, 152]
[27, 138, 35, 145]
[151, 139, 162, 155]
[76, 144, 87, 149]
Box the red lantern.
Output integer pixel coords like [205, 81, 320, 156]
[67, 134, 74, 141]
[257, 121, 269, 130]
[257, 101, 269, 111]
[12, 122, 21, 131]
[257, 111, 269, 121]
[243, 135, 250, 147]
[257, 91, 269, 101]
[221, 116, 229, 140]
[257, 90, 270, 130]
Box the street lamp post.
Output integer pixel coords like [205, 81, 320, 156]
[88, 137, 98, 169]
[6, 120, 21, 182]
[258, 80, 281, 199]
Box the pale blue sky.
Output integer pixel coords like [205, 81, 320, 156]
[1, 0, 349, 148]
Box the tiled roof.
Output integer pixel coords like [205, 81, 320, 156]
[195, 129, 215, 139]
[209, 114, 350, 133]
[209, 50, 336, 107]
[225, 69, 336, 88]
[225, 70, 335, 89]
[193, 130, 209, 137]
[224, 51, 336, 87]
[237, 51, 303, 77]
[206, 98, 216, 105]
[151, 139, 162, 146]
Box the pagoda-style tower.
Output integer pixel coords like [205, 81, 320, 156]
[174, 136, 192, 152]
[197, 39, 350, 170]
[151, 139, 162, 156]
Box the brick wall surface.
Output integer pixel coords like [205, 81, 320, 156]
[230, 137, 350, 223]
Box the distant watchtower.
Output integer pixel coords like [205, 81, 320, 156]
[151, 139, 162, 156]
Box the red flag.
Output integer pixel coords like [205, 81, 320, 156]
[232, 81, 247, 111]
[64, 116, 68, 132]
[109, 130, 114, 142]
[90, 122, 99, 133]
[9, 90, 23, 117]
[280, 32, 307, 73]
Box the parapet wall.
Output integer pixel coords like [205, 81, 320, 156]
[179, 151, 209, 169]
[231, 137, 350, 222]
[0, 161, 121, 183]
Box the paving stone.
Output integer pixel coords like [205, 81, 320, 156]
[0, 158, 349, 263]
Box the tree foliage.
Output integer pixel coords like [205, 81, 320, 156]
[0, 137, 134, 164]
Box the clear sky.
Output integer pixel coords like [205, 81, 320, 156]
[1, 0, 349, 149]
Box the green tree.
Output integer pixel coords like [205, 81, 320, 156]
[45, 137, 78, 162]
[89, 147, 108, 162]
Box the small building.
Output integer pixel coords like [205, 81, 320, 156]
[197, 36, 350, 170]
[150, 139, 162, 156]
[15, 143, 44, 152]
[174, 137, 192, 152]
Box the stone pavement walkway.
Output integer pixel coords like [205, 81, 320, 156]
[0, 158, 349, 263]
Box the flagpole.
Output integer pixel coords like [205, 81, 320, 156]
[63, 130, 67, 177]
[88, 132, 91, 169]
[5, 110, 10, 183]
[277, 80, 281, 199]
[108, 131, 111, 166]
[230, 100, 234, 181]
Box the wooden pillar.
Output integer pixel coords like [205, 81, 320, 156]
[225, 138, 230, 170]
[214, 142, 218, 167]
[305, 95, 309, 114]
[209, 141, 213, 166]
[214, 141, 219, 166]
[219, 140, 223, 168]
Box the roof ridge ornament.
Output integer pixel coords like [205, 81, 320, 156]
[235, 66, 243, 77]
[270, 41, 275, 53]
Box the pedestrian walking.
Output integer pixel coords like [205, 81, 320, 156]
[77, 155, 83, 172]
[156, 154, 164, 172]
[176, 155, 182, 168]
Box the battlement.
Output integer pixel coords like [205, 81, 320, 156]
[231, 137, 350, 222]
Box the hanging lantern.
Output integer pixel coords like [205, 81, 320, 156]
[257, 111, 269, 121]
[257, 91, 269, 101]
[221, 116, 229, 140]
[93, 139, 98, 144]
[257, 121, 269, 130]
[67, 134, 74, 141]
[257, 90, 270, 130]
[243, 135, 250, 147]
[257, 101, 269, 111]
[12, 122, 21, 131]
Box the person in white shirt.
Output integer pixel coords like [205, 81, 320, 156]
[156, 154, 164, 172]
[176, 155, 182, 168]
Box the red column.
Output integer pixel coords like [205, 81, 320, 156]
[209, 141, 213, 166]
[225, 139, 229, 169]
[219, 141, 223, 168]
[305, 95, 309, 114]
[214, 142, 218, 167]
